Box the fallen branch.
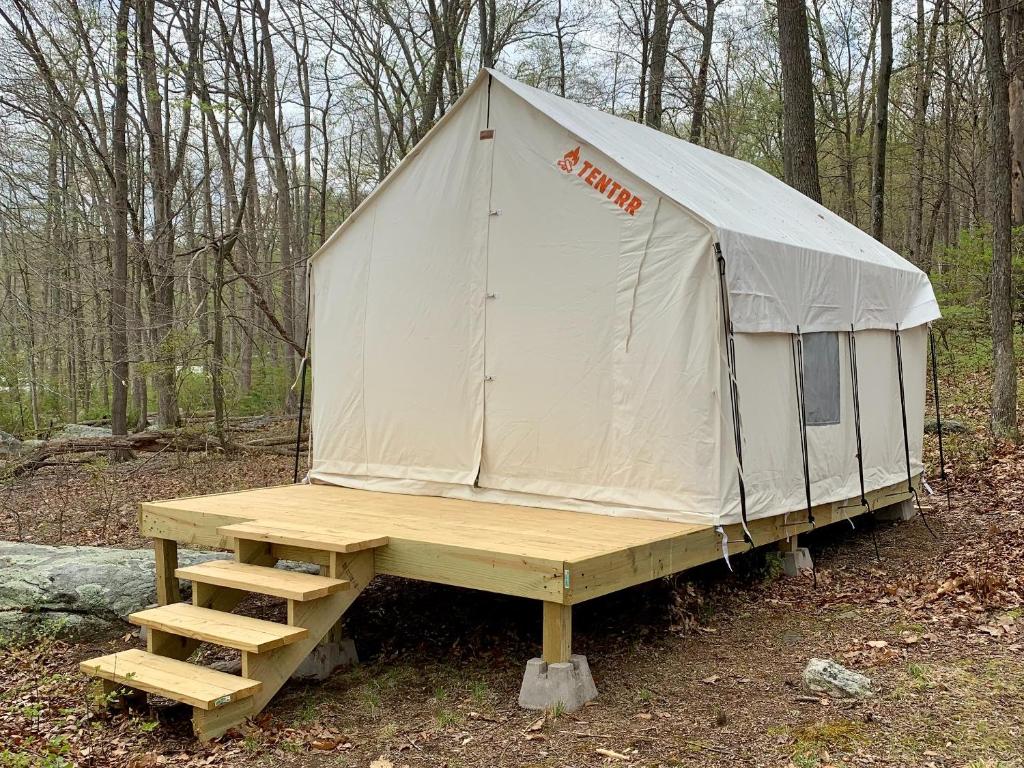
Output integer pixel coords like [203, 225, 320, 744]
[4, 430, 217, 477]
[246, 443, 308, 457]
[243, 433, 308, 447]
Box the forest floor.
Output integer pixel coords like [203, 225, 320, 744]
[1, 417, 1023, 768]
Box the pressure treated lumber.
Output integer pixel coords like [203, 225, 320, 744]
[154, 538, 181, 605]
[80, 649, 261, 709]
[192, 550, 375, 740]
[542, 602, 572, 663]
[175, 559, 349, 601]
[218, 520, 388, 553]
[129, 603, 308, 653]
[140, 475, 920, 605]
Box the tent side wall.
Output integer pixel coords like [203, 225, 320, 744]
[718, 325, 927, 522]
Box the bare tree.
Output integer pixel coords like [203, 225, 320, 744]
[678, 0, 723, 144]
[907, 0, 943, 269]
[871, 0, 893, 241]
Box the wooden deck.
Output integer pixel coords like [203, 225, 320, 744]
[77, 476, 917, 739]
[140, 478, 916, 605]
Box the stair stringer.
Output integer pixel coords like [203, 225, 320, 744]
[191, 549, 374, 740]
[147, 543, 278, 661]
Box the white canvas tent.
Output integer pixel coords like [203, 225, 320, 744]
[308, 69, 940, 529]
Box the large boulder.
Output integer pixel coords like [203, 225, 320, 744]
[0, 543, 320, 640]
[0, 430, 21, 456]
[0, 542, 232, 640]
[54, 423, 113, 439]
[924, 419, 968, 435]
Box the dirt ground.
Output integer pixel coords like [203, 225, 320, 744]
[1, 426, 1022, 768]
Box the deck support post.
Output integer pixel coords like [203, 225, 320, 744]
[542, 602, 572, 663]
[874, 497, 915, 522]
[519, 600, 596, 712]
[779, 535, 813, 577]
[153, 538, 181, 605]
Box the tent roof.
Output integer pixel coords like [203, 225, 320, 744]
[313, 69, 939, 333]
[488, 70, 940, 332]
[489, 70, 899, 271]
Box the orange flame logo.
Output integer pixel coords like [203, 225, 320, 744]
[557, 146, 580, 173]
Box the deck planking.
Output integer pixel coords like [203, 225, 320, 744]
[140, 478, 917, 604]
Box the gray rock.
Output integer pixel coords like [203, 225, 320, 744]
[802, 658, 873, 698]
[925, 419, 967, 434]
[0, 430, 21, 456]
[54, 424, 113, 439]
[18, 439, 46, 452]
[0, 541, 317, 641]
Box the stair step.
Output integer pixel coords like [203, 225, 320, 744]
[129, 603, 308, 653]
[219, 520, 389, 553]
[176, 560, 350, 601]
[80, 648, 260, 710]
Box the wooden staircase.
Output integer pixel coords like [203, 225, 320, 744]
[80, 523, 387, 740]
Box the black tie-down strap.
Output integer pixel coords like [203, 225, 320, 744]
[840, 327, 880, 558]
[928, 325, 951, 512]
[715, 243, 754, 548]
[892, 325, 938, 539]
[787, 328, 815, 530]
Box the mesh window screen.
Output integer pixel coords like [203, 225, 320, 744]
[803, 332, 840, 426]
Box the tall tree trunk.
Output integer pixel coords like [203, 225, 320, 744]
[138, 0, 180, 428]
[982, 0, 1018, 439]
[644, 0, 670, 129]
[871, 0, 893, 241]
[908, 0, 943, 269]
[1007, 0, 1024, 224]
[941, 0, 953, 253]
[18, 266, 41, 433]
[479, 0, 497, 68]
[777, 0, 822, 202]
[131, 264, 148, 431]
[110, 0, 130, 444]
[258, 0, 297, 410]
[555, 0, 567, 97]
[685, 0, 718, 145]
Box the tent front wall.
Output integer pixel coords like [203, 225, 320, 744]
[310, 89, 490, 486]
[310, 78, 727, 524]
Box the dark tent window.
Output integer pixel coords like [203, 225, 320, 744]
[802, 332, 840, 426]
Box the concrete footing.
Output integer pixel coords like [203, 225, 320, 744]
[518, 654, 598, 712]
[293, 636, 359, 681]
[781, 546, 813, 577]
[207, 636, 358, 682]
[874, 498, 916, 522]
